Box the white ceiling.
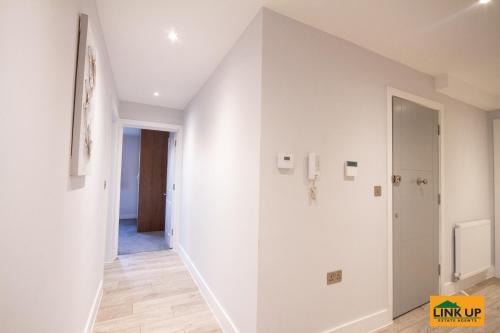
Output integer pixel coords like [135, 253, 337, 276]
[96, 0, 263, 110]
[97, 0, 500, 110]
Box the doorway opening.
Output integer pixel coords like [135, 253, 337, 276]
[117, 127, 177, 255]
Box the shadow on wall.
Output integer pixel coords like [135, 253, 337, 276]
[68, 175, 86, 191]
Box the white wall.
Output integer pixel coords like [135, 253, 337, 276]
[120, 100, 184, 125]
[180, 12, 263, 333]
[443, 98, 493, 291]
[0, 1, 117, 332]
[119, 129, 140, 219]
[256, 9, 492, 333]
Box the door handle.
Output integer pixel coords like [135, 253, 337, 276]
[416, 178, 428, 185]
[162, 193, 167, 197]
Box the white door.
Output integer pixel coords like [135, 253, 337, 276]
[393, 96, 439, 318]
[165, 133, 176, 249]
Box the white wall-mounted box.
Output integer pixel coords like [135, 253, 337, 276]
[345, 161, 358, 177]
[277, 153, 294, 169]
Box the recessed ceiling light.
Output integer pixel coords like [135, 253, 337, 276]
[153, 92, 159, 97]
[479, 0, 491, 4]
[168, 30, 179, 43]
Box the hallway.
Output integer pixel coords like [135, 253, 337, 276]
[93, 251, 221, 333]
[2, 1, 500, 332]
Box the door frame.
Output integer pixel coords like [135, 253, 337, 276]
[386, 87, 445, 319]
[106, 119, 183, 262]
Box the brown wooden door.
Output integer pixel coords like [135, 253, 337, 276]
[137, 129, 169, 232]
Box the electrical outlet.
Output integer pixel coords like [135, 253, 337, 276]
[327, 270, 342, 285]
[374, 185, 382, 197]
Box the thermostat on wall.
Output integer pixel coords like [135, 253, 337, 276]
[345, 161, 358, 177]
[277, 153, 294, 170]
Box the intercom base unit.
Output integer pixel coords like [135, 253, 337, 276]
[308, 153, 320, 180]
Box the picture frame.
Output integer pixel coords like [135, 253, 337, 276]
[71, 13, 96, 176]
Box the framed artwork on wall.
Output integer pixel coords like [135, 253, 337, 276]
[71, 13, 96, 176]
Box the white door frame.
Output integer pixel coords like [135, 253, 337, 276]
[106, 118, 183, 262]
[386, 87, 445, 319]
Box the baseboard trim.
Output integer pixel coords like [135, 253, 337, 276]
[119, 214, 137, 220]
[321, 309, 391, 333]
[84, 279, 103, 333]
[442, 266, 495, 295]
[177, 245, 239, 333]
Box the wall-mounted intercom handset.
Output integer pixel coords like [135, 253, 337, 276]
[308, 153, 320, 181]
[308, 153, 320, 201]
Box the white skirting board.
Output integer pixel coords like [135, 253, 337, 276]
[84, 279, 103, 333]
[177, 245, 240, 333]
[178, 244, 393, 333]
[442, 266, 495, 296]
[321, 309, 392, 333]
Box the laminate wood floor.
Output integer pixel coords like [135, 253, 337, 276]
[93, 250, 222, 333]
[377, 278, 500, 333]
[94, 250, 499, 333]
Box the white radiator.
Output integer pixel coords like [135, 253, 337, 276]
[454, 219, 492, 280]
